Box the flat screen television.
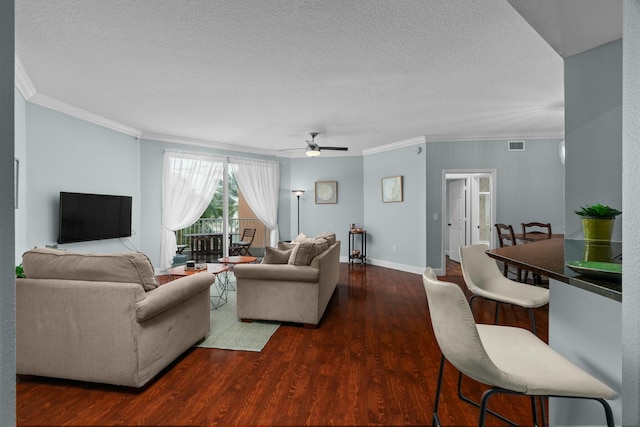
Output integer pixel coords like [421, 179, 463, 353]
[57, 192, 132, 244]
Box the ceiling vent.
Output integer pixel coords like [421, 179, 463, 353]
[508, 140, 525, 151]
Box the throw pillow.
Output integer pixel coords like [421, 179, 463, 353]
[317, 231, 337, 246]
[278, 241, 296, 250]
[288, 241, 315, 266]
[262, 246, 293, 264]
[307, 237, 329, 261]
[292, 232, 309, 243]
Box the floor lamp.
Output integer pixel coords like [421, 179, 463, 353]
[292, 190, 305, 235]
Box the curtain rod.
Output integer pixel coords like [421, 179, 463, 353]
[163, 149, 280, 166]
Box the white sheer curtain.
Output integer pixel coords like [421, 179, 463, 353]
[160, 152, 225, 269]
[230, 159, 280, 247]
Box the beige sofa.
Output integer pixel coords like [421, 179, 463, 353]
[16, 248, 214, 388]
[234, 235, 340, 328]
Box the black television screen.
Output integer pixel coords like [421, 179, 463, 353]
[57, 192, 132, 244]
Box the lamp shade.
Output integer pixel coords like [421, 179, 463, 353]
[292, 190, 305, 197]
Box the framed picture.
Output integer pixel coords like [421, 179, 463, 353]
[382, 175, 403, 203]
[315, 181, 338, 204]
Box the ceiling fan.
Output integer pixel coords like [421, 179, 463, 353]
[305, 132, 348, 157]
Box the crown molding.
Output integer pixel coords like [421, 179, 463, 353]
[362, 136, 427, 156]
[141, 132, 280, 156]
[27, 93, 143, 138]
[423, 131, 564, 143]
[14, 55, 36, 100]
[15, 55, 142, 138]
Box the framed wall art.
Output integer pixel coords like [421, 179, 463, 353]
[381, 175, 403, 203]
[315, 180, 337, 204]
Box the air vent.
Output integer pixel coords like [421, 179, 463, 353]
[508, 140, 525, 151]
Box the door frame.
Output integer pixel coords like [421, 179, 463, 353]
[441, 169, 497, 276]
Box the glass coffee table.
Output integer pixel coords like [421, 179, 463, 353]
[217, 256, 258, 290]
[166, 263, 230, 309]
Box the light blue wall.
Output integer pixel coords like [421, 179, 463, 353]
[425, 138, 565, 269]
[622, 1, 640, 423]
[1, 1, 15, 423]
[363, 144, 427, 271]
[23, 104, 142, 255]
[564, 40, 623, 240]
[549, 38, 624, 426]
[288, 156, 364, 250]
[17, 101, 566, 276]
[15, 88, 26, 264]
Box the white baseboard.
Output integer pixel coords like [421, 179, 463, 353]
[340, 257, 443, 276]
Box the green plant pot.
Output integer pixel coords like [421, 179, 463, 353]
[583, 242, 613, 262]
[582, 218, 615, 243]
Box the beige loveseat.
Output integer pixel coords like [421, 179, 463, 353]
[16, 248, 214, 388]
[234, 233, 340, 328]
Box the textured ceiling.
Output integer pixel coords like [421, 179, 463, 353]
[15, 0, 569, 156]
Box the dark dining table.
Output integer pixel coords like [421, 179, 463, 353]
[486, 238, 622, 301]
[513, 233, 564, 243]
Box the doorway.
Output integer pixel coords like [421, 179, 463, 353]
[441, 170, 496, 275]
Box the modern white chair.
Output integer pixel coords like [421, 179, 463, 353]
[459, 243, 549, 335]
[422, 268, 616, 427]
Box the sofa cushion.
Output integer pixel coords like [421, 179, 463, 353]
[262, 246, 293, 264]
[288, 241, 315, 266]
[22, 248, 160, 291]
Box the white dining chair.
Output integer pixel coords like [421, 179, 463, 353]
[422, 268, 616, 426]
[459, 243, 549, 335]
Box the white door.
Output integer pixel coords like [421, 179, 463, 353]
[448, 179, 466, 262]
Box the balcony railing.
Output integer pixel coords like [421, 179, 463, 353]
[176, 218, 269, 257]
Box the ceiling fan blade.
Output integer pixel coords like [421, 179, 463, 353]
[319, 146, 349, 151]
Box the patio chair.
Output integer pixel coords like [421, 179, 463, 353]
[229, 228, 256, 256]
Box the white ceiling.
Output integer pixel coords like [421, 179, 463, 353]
[14, 1, 619, 157]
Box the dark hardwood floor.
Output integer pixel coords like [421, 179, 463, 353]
[17, 261, 548, 426]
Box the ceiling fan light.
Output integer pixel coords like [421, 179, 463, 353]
[306, 146, 321, 157]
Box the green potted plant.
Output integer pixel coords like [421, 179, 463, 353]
[16, 264, 25, 278]
[575, 204, 622, 243]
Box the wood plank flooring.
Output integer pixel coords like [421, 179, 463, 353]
[17, 261, 548, 426]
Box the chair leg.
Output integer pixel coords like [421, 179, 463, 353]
[478, 388, 525, 427]
[457, 375, 519, 426]
[597, 398, 615, 427]
[530, 396, 546, 427]
[528, 308, 537, 335]
[432, 355, 445, 427]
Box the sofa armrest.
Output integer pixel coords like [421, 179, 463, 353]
[234, 264, 319, 282]
[135, 272, 215, 322]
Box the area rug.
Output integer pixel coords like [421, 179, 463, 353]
[197, 284, 280, 352]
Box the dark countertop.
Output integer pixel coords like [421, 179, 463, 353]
[487, 239, 622, 302]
